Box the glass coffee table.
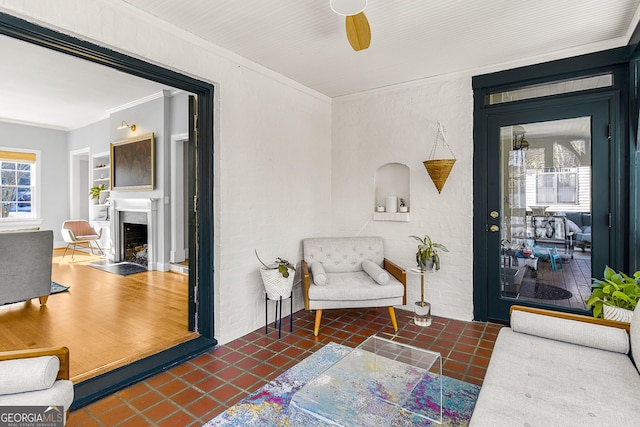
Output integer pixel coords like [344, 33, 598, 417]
[290, 335, 443, 425]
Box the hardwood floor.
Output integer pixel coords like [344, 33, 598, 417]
[0, 248, 196, 383]
[515, 255, 592, 310]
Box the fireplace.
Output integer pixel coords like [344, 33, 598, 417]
[110, 198, 158, 270]
[123, 222, 148, 266]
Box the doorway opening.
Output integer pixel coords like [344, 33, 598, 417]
[0, 11, 216, 408]
[69, 148, 90, 220]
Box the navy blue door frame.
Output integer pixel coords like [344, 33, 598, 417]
[473, 54, 633, 323]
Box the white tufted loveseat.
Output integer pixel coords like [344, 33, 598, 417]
[301, 236, 406, 336]
[470, 304, 640, 426]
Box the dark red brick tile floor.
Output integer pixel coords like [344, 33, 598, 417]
[67, 308, 503, 426]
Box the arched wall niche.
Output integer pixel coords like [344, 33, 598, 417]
[374, 162, 410, 221]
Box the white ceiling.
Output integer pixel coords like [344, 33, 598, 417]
[1, 0, 639, 130]
[0, 34, 173, 131]
[121, 0, 640, 96]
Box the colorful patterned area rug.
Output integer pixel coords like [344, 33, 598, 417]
[204, 342, 480, 427]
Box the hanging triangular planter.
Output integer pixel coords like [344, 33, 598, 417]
[423, 122, 456, 193]
[423, 159, 455, 193]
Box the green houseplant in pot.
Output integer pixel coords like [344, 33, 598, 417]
[89, 183, 106, 203]
[409, 234, 448, 271]
[255, 250, 296, 299]
[585, 266, 640, 322]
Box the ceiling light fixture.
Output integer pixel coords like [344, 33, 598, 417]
[117, 120, 136, 132]
[330, 0, 370, 51]
[330, 0, 367, 16]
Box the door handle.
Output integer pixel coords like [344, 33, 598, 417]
[489, 225, 500, 232]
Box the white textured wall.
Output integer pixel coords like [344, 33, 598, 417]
[331, 77, 474, 321]
[0, 0, 333, 344]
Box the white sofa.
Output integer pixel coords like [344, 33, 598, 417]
[301, 236, 406, 336]
[470, 305, 640, 426]
[0, 347, 74, 424]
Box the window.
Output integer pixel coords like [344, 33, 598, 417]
[536, 169, 577, 204]
[485, 73, 613, 105]
[0, 150, 36, 219]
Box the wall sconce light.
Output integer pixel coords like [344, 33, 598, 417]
[117, 121, 136, 132]
[512, 125, 529, 150]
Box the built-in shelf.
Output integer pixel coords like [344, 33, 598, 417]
[373, 212, 410, 222]
[91, 152, 112, 253]
[374, 163, 411, 222]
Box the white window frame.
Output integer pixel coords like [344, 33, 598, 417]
[0, 147, 42, 230]
[536, 168, 578, 205]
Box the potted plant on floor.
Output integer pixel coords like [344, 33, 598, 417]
[409, 234, 448, 271]
[255, 250, 296, 299]
[585, 266, 640, 322]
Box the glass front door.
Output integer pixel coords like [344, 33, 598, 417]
[484, 98, 611, 322]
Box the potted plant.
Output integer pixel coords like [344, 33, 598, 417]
[410, 234, 448, 271]
[90, 184, 106, 203]
[399, 198, 408, 213]
[585, 266, 640, 322]
[255, 250, 296, 299]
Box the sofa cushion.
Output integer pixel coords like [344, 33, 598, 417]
[0, 379, 74, 411]
[308, 271, 403, 301]
[565, 212, 591, 228]
[470, 328, 640, 426]
[0, 356, 59, 395]
[565, 218, 582, 234]
[361, 260, 389, 285]
[302, 237, 384, 273]
[310, 261, 328, 286]
[511, 310, 629, 354]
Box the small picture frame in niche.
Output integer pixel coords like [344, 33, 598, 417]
[110, 133, 155, 190]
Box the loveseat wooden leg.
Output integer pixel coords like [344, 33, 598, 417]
[314, 310, 323, 336]
[38, 295, 49, 305]
[388, 306, 398, 332]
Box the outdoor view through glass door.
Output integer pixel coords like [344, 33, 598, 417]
[499, 117, 592, 310]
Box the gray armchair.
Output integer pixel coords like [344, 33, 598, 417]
[301, 237, 406, 336]
[0, 230, 53, 306]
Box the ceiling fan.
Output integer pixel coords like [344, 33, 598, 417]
[330, 0, 371, 51]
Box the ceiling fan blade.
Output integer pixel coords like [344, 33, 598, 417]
[345, 12, 370, 51]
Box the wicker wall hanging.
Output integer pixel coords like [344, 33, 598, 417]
[423, 122, 456, 193]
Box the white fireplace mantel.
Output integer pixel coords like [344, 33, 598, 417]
[110, 198, 159, 270]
